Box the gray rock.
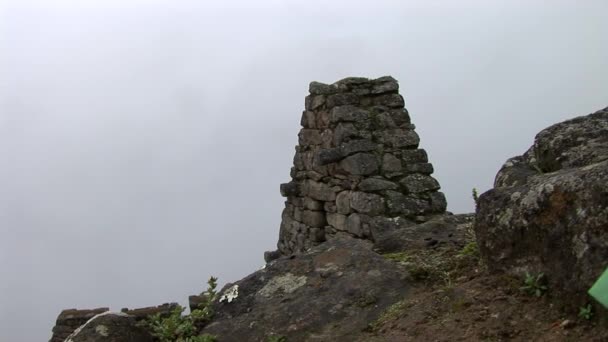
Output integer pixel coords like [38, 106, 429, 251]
[316, 148, 344, 165]
[280, 182, 299, 197]
[333, 123, 360, 145]
[357, 177, 399, 192]
[301, 210, 327, 228]
[401, 149, 428, 163]
[400, 174, 441, 193]
[372, 94, 405, 108]
[341, 139, 378, 156]
[349, 191, 385, 216]
[326, 93, 359, 108]
[475, 107, 608, 308]
[377, 129, 420, 148]
[336, 191, 352, 214]
[298, 129, 322, 146]
[382, 153, 402, 173]
[404, 163, 434, 174]
[300, 110, 316, 128]
[340, 153, 379, 176]
[330, 105, 370, 123]
[202, 238, 410, 342]
[384, 191, 430, 215]
[63, 312, 153, 342]
[302, 180, 336, 201]
[326, 212, 347, 231]
[371, 77, 399, 94]
[309, 81, 339, 95]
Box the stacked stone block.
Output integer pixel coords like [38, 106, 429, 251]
[276, 76, 446, 255]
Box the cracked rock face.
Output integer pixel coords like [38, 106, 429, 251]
[475, 107, 608, 308]
[275, 76, 446, 256]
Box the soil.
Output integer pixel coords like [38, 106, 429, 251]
[356, 236, 608, 342]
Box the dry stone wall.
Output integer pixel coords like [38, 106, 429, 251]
[275, 76, 447, 256]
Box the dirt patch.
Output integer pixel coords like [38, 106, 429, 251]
[359, 235, 608, 342]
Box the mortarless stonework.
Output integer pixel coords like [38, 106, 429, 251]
[275, 76, 447, 256]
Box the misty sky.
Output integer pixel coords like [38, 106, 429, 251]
[1, 1, 607, 341]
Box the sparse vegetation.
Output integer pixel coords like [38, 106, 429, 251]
[368, 299, 413, 332]
[140, 277, 218, 342]
[520, 272, 548, 297]
[472, 188, 479, 209]
[579, 304, 594, 320]
[459, 241, 480, 259]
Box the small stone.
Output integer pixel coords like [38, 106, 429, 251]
[330, 105, 370, 123]
[326, 213, 347, 231]
[401, 149, 428, 163]
[341, 139, 377, 156]
[280, 182, 299, 197]
[326, 93, 359, 108]
[309, 81, 339, 95]
[346, 213, 363, 236]
[358, 178, 399, 192]
[382, 154, 402, 173]
[336, 191, 352, 214]
[298, 129, 322, 146]
[400, 174, 441, 193]
[300, 111, 317, 128]
[371, 77, 399, 94]
[302, 197, 323, 211]
[333, 123, 360, 145]
[350, 191, 385, 216]
[560, 320, 575, 329]
[340, 153, 379, 176]
[372, 93, 405, 108]
[404, 163, 434, 174]
[302, 180, 336, 201]
[317, 148, 344, 165]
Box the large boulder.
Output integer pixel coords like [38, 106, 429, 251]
[201, 237, 410, 342]
[475, 107, 608, 307]
[64, 312, 153, 342]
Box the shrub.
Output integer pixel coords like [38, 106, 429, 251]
[140, 277, 218, 342]
[520, 272, 547, 297]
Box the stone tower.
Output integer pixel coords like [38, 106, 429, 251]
[275, 76, 446, 256]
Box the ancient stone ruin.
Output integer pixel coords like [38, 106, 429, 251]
[274, 76, 447, 256]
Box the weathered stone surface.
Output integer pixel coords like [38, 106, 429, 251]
[298, 129, 322, 145]
[277, 76, 445, 255]
[340, 153, 379, 175]
[400, 174, 441, 193]
[202, 238, 410, 342]
[302, 180, 336, 201]
[50, 308, 110, 342]
[330, 105, 370, 123]
[63, 312, 153, 342]
[280, 181, 299, 197]
[475, 107, 608, 309]
[309, 81, 339, 95]
[326, 212, 347, 231]
[373, 214, 474, 253]
[357, 177, 399, 192]
[301, 210, 327, 228]
[349, 191, 385, 215]
[120, 303, 179, 322]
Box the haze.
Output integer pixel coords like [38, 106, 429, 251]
[1, 1, 607, 341]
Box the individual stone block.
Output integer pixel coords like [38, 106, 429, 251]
[371, 76, 399, 94]
[372, 93, 404, 108]
[317, 148, 344, 165]
[399, 174, 440, 193]
[382, 154, 402, 173]
[302, 197, 323, 211]
[330, 105, 370, 123]
[301, 210, 327, 228]
[384, 190, 430, 215]
[339, 153, 379, 176]
[280, 182, 299, 197]
[429, 191, 447, 212]
[326, 93, 359, 108]
[336, 191, 352, 214]
[340, 139, 377, 156]
[326, 213, 347, 231]
[378, 129, 420, 148]
[357, 177, 399, 192]
[401, 149, 428, 163]
[301, 110, 317, 128]
[309, 81, 339, 95]
[298, 129, 322, 146]
[333, 123, 360, 145]
[404, 163, 434, 174]
[302, 180, 337, 201]
[349, 191, 385, 216]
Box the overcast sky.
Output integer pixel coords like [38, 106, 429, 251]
[1, 1, 607, 341]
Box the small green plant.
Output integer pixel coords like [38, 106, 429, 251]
[140, 277, 218, 342]
[520, 272, 548, 297]
[266, 335, 287, 342]
[459, 241, 480, 258]
[472, 188, 479, 209]
[579, 304, 594, 320]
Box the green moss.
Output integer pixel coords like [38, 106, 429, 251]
[368, 299, 413, 332]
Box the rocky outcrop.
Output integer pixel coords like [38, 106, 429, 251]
[49, 304, 177, 341]
[274, 76, 446, 257]
[50, 308, 110, 342]
[63, 312, 153, 342]
[475, 107, 608, 308]
[202, 237, 411, 341]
